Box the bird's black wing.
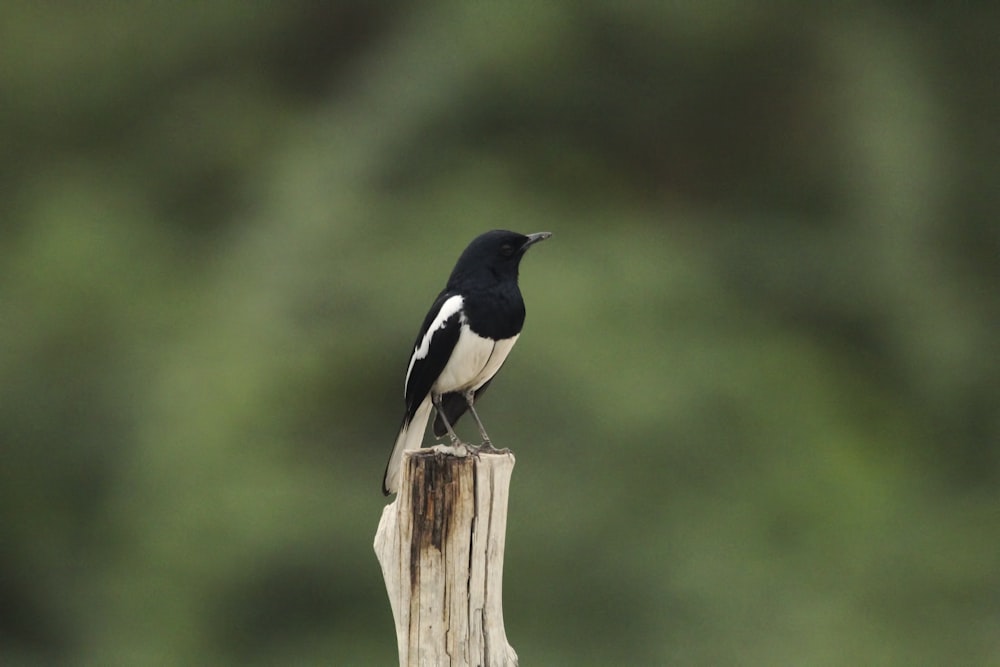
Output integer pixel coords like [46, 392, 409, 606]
[403, 290, 464, 420]
[432, 379, 493, 437]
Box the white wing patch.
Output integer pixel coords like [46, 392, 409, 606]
[405, 294, 464, 391]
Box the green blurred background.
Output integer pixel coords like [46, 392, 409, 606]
[2, 2, 998, 665]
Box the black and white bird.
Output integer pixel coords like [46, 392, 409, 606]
[382, 229, 552, 495]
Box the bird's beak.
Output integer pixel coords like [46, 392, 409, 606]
[522, 231, 552, 249]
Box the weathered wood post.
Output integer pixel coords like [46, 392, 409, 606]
[374, 447, 518, 666]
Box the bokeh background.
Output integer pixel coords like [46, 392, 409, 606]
[2, 2, 998, 665]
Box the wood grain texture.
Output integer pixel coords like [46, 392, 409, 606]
[375, 447, 518, 666]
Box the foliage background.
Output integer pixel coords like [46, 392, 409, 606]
[2, 2, 997, 665]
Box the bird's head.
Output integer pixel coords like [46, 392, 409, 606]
[447, 230, 551, 287]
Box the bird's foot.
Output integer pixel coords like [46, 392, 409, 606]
[475, 441, 511, 455]
[430, 443, 472, 458]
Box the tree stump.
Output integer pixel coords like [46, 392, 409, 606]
[374, 447, 518, 666]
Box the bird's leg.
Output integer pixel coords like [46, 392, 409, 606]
[463, 389, 499, 452]
[431, 393, 460, 444]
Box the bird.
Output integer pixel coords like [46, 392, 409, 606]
[382, 229, 552, 495]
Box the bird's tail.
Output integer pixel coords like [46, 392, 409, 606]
[382, 397, 433, 495]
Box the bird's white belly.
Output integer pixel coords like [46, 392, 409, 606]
[433, 324, 519, 394]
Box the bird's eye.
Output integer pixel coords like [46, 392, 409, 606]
[500, 243, 514, 257]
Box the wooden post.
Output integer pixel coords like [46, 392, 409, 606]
[374, 447, 518, 667]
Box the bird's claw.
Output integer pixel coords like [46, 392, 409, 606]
[430, 443, 469, 458]
[475, 441, 507, 455]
